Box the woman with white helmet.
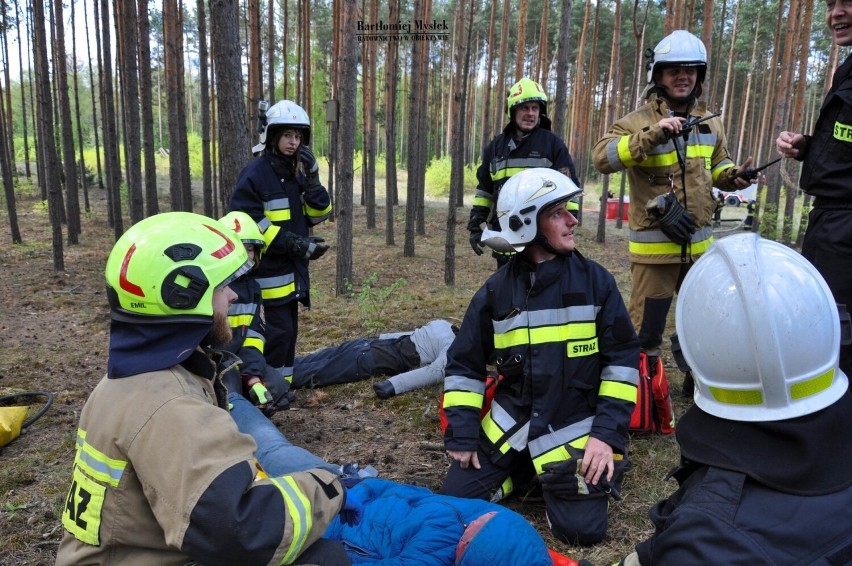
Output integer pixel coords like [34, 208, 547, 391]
[442, 168, 640, 546]
[617, 233, 852, 565]
[592, 30, 756, 397]
[229, 100, 332, 379]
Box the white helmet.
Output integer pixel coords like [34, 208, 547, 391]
[676, 233, 848, 421]
[254, 100, 311, 153]
[480, 168, 582, 253]
[644, 30, 707, 98]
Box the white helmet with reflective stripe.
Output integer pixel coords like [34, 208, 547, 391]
[480, 168, 583, 253]
[254, 100, 311, 153]
[644, 30, 707, 98]
[675, 233, 848, 421]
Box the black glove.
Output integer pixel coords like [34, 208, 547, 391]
[284, 232, 329, 260]
[540, 457, 627, 501]
[646, 192, 697, 245]
[262, 368, 296, 414]
[467, 210, 488, 256]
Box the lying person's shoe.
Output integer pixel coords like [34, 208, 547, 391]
[373, 380, 396, 399]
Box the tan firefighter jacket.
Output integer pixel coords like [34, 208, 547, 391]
[57, 350, 345, 566]
[593, 96, 742, 264]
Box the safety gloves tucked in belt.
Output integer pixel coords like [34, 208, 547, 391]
[645, 192, 697, 245]
[284, 232, 329, 260]
[539, 458, 625, 501]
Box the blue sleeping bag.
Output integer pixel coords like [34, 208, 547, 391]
[324, 479, 553, 565]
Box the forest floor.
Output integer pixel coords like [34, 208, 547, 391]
[0, 180, 749, 565]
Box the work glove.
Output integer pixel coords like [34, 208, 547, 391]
[261, 369, 296, 414]
[340, 489, 364, 526]
[467, 211, 488, 256]
[243, 374, 273, 408]
[646, 192, 697, 245]
[539, 459, 624, 501]
[284, 232, 329, 260]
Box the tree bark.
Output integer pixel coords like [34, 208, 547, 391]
[384, 0, 400, 245]
[116, 0, 144, 224]
[552, 0, 574, 139]
[210, 0, 250, 205]
[197, 0, 214, 217]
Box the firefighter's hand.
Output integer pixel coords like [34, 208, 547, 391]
[731, 156, 755, 189]
[646, 193, 697, 245]
[447, 449, 481, 470]
[244, 375, 273, 407]
[579, 437, 613, 486]
[776, 131, 807, 159]
[657, 116, 686, 137]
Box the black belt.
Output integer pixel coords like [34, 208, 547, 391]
[813, 197, 852, 210]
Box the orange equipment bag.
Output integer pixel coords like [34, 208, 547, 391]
[439, 372, 502, 435]
[629, 353, 675, 435]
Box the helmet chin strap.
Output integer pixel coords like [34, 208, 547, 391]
[532, 233, 571, 256]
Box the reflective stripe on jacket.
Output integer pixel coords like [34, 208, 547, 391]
[592, 97, 740, 264]
[230, 152, 331, 306]
[442, 252, 639, 471]
[56, 355, 344, 565]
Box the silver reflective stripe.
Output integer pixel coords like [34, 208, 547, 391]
[527, 416, 595, 457]
[490, 401, 530, 451]
[602, 364, 639, 386]
[492, 156, 554, 172]
[264, 198, 291, 211]
[229, 303, 256, 316]
[605, 138, 626, 171]
[255, 273, 295, 290]
[492, 305, 599, 335]
[711, 158, 733, 173]
[257, 217, 272, 232]
[474, 189, 494, 200]
[245, 329, 266, 343]
[444, 374, 486, 394]
[629, 225, 712, 243]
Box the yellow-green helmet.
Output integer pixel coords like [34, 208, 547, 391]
[506, 77, 548, 120]
[220, 211, 265, 262]
[105, 212, 252, 323]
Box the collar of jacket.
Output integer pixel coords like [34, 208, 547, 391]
[649, 95, 707, 117]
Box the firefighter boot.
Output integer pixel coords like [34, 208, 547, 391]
[681, 370, 695, 399]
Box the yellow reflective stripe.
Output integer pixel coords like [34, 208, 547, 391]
[709, 386, 763, 405]
[303, 202, 332, 218]
[599, 380, 638, 403]
[791, 369, 834, 400]
[63, 464, 106, 545]
[269, 476, 312, 564]
[261, 281, 296, 301]
[629, 236, 713, 256]
[833, 121, 852, 142]
[266, 209, 291, 222]
[639, 144, 715, 168]
[491, 166, 527, 182]
[263, 225, 281, 249]
[616, 136, 637, 168]
[243, 336, 265, 353]
[442, 390, 484, 409]
[712, 162, 734, 183]
[74, 429, 126, 487]
[229, 314, 253, 327]
[494, 322, 596, 349]
[472, 196, 493, 208]
[531, 436, 588, 475]
[481, 411, 511, 454]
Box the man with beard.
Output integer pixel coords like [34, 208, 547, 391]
[57, 212, 359, 566]
[468, 77, 580, 267]
[592, 30, 753, 397]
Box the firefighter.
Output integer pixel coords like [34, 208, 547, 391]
[57, 212, 359, 565]
[468, 77, 580, 267]
[618, 233, 852, 565]
[229, 100, 332, 382]
[592, 30, 754, 396]
[441, 168, 640, 545]
[776, 0, 852, 377]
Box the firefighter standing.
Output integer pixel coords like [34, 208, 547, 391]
[592, 30, 753, 396]
[468, 77, 580, 267]
[775, 0, 852, 377]
[442, 168, 640, 546]
[57, 213, 357, 566]
[229, 100, 332, 380]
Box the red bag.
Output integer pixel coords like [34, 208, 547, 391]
[629, 353, 675, 435]
[439, 372, 501, 435]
